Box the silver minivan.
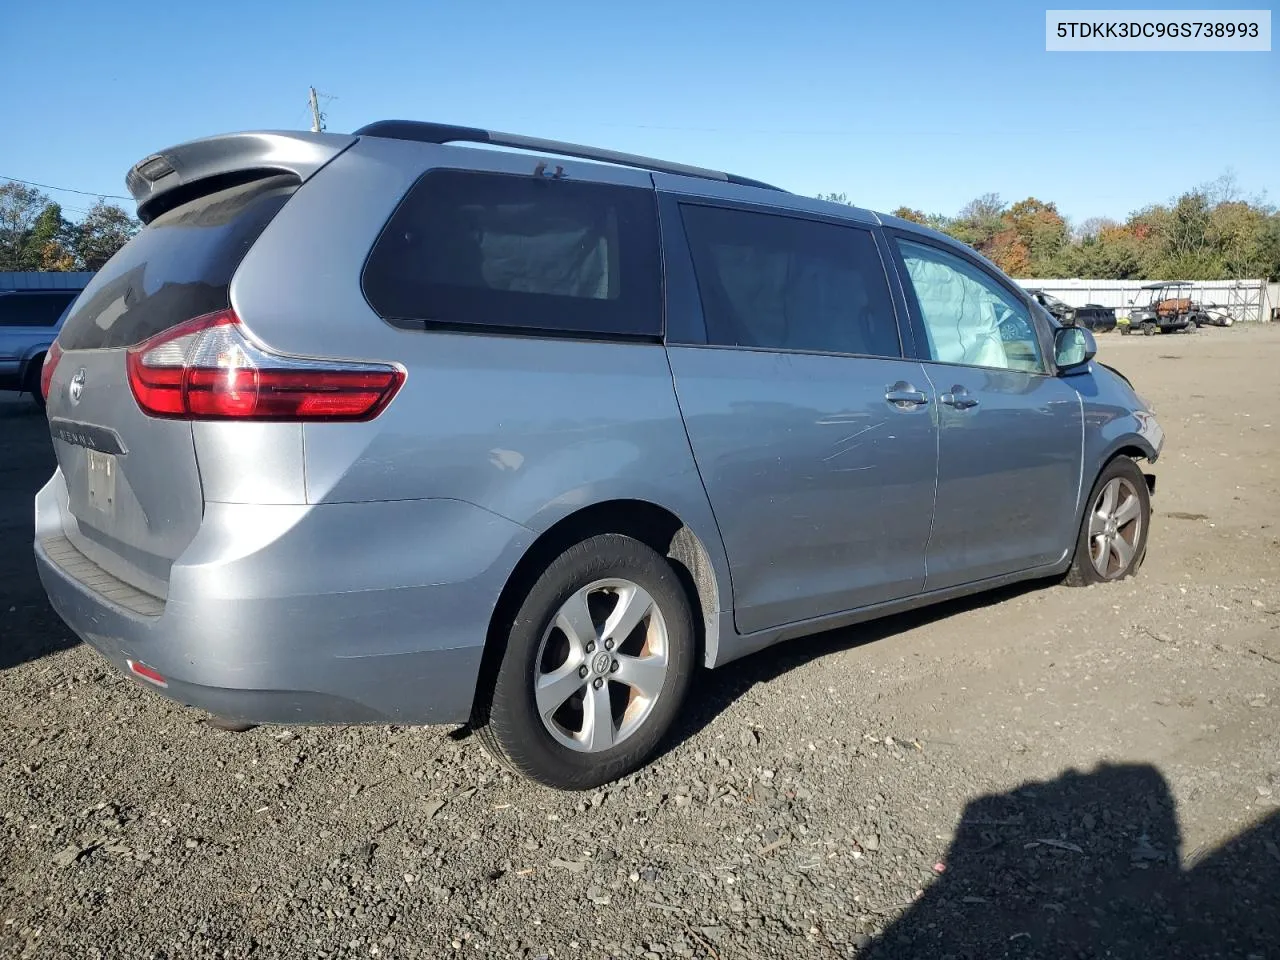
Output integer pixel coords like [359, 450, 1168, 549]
[34, 121, 1164, 788]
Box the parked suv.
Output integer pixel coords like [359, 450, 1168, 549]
[34, 122, 1164, 788]
[0, 288, 78, 406]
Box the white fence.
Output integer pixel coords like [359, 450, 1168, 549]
[1011, 278, 1276, 324]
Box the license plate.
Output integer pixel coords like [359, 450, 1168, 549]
[86, 449, 117, 516]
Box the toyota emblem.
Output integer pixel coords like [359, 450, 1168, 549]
[68, 368, 86, 404]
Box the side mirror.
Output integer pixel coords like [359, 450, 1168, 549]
[1055, 325, 1096, 373]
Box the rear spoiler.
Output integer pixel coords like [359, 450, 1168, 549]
[125, 131, 357, 224]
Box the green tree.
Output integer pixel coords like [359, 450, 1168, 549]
[73, 200, 139, 270]
[946, 193, 1006, 254]
[1157, 191, 1222, 279]
[1250, 214, 1280, 280]
[23, 202, 75, 270]
[0, 181, 51, 271]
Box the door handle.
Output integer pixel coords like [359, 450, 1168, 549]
[884, 383, 929, 407]
[940, 389, 979, 410]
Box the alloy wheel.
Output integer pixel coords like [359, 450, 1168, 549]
[1088, 477, 1144, 578]
[533, 579, 670, 752]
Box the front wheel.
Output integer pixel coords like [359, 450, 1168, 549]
[474, 534, 696, 789]
[1142, 322, 1157, 336]
[1065, 457, 1151, 587]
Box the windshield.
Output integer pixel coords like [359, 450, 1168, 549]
[1039, 292, 1070, 310]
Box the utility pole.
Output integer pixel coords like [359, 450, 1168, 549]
[309, 86, 324, 133]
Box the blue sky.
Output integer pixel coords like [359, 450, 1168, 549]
[3, 0, 1276, 224]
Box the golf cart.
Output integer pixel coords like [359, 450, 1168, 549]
[1120, 281, 1213, 336]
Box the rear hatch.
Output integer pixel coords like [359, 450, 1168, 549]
[44, 171, 311, 598]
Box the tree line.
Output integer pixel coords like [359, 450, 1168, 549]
[820, 174, 1280, 281]
[6, 171, 1278, 283]
[0, 181, 139, 273]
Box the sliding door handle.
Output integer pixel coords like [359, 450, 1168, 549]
[885, 384, 929, 407]
[940, 390, 979, 410]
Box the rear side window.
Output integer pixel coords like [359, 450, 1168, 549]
[679, 204, 901, 358]
[57, 175, 297, 351]
[362, 170, 662, 338]
[0, 292, 77, 327]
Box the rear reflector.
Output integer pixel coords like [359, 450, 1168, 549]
[40, 341, 63, 401]
[127, 659, 168, 688]
[126, 310, 404, 421]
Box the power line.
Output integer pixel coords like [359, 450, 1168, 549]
[1, 175, 130, 202]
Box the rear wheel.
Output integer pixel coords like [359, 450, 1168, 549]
[1065, 457, 1150, 587]
[1142, 321, 1157, 336]
[474, 534, 695, 789]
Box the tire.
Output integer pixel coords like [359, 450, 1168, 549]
[24, 357, 45, 410]
[1120, 324, 1132, 336]
[474, 533, 695, 789]
[1142, 322, 1156, 336]
[1064, 457, 1151, 587]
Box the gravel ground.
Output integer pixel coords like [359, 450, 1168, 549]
[2, 325, 1278, 959]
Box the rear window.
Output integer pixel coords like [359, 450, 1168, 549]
[362, 170, 662, 338]
[0, 292, 77, 328]
[57, 175, 297, 351]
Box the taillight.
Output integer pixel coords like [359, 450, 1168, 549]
[40, 342, 63, 401]
[125, 310, 404, 421]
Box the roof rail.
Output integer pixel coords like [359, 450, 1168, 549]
[352, 120, 787, 193]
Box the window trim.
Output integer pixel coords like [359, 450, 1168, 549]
[359, 168, 665, 344]
[884, 227, 1056, 376]
[669, 197, 909, 361]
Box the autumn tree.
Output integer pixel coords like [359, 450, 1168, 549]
[814, 173, 1280, 280]
[1073, 217, 1118, 242]
[890, 206, 929, 225]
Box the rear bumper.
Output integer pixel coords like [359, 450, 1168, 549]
[34, 470, 532, 726]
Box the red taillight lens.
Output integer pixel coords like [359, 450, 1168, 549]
[40, 342, 63, 401]
[126, 310, 404, 421]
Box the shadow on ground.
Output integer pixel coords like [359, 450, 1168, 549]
[0, 397, 75, 669]
[666, 578, 1046, 753]
[855, 762, 1279, 959]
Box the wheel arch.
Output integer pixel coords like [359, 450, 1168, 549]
[469, 498, 724, 724]
[19, 349, 47, 393]
[1074, 438, 1158, 538]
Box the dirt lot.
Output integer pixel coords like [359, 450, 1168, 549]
[2, 325, 1278, 960]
